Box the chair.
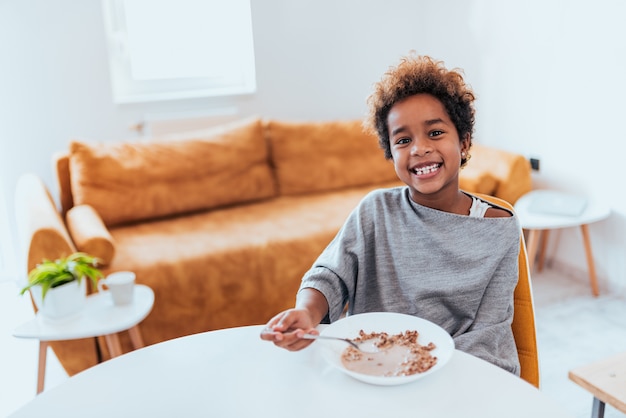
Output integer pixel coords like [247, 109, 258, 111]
[476, 193, 540, 388]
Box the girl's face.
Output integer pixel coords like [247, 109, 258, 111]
[387, 93, 469, 205]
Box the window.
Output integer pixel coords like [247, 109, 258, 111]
[102, 0, 256, 103]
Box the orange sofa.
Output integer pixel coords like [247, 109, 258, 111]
[15, 117, 531, 376]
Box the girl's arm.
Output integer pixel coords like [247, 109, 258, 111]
[294, 287, 330, 326]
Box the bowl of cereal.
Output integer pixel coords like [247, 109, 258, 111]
[318, 312, 455, 386]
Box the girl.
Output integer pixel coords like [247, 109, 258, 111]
[260, 54, 521, 375]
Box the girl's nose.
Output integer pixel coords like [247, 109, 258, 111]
[410, 138, 432, 156]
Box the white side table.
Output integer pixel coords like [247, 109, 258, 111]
[13, 284, 154, 394]
[514, 190, 611, 297]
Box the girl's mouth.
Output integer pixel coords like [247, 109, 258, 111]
[412, 163, 442, 176]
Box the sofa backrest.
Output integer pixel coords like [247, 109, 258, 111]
[66, 117, 277, 227]
[55, 119, 532, 226]
[266, 120, 398, 196]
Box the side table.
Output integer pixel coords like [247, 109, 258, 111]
[13, 284, 154, 394]
[569, 351, 626, 418]
[514, 190, 611, 297]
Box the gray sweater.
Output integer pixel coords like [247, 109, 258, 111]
[300, 186, 521, 375]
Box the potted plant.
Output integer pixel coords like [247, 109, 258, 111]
[20, 252, 104, 320]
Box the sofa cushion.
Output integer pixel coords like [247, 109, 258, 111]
[267, 120, 399, 195]
[54, 151, 73, 217]
[66, 205, 116, 265]
[69, 118, 277, 226]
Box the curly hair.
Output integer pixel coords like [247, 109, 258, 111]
[365, 54, 476, 166]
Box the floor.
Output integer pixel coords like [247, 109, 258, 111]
[532, 267, 626, 418]
[1, 267, 626, 417]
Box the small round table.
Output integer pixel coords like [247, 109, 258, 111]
[514, 190, 611, 296]
[13, 284, 154, 394]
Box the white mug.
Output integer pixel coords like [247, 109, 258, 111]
[98, 271, 136, 306]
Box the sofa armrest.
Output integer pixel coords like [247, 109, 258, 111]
[66, 205, 116, 265]
[493, 152, 533, 205]
[14, 173, 76, 273]
[465, 144, 532, 204]
[459, 168, 498, 196]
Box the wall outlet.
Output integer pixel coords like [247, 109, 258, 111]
[530, 158, 540, 171]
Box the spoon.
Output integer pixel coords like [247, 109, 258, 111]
[300, 333, 379, 353]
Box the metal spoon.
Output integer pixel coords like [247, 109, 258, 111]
[301, 333, 379, 353]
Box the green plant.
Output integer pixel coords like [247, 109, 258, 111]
[20, 252, 104, 301]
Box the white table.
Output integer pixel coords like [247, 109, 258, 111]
[514, 190, 611, 296]
[9, 325, 573, 418]
[13, 284, 154, 394]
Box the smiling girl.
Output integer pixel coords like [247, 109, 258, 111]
[260, 54, 521, 375]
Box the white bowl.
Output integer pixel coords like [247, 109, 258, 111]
[319, 312, 455, 386]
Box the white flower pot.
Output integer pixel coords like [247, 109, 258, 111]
[30, 279, 87, 321]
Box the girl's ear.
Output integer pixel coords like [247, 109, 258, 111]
[461, 133, 472, 153]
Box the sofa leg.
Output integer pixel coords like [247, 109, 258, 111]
[104, 334, 123, 357]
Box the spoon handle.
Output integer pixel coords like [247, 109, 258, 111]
[300, 333, 359, 349]
[300, 333, 335, 341]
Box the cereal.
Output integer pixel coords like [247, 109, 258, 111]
[340, 329, 437, 377]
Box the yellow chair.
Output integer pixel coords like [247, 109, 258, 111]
[477, 193, 540, 388]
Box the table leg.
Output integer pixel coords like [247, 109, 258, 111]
[128, 325, 145, 349]
[104, 334, 123, 358]
[525, 229, 541, 272]
[36, 341, 48, 394]
[580, 224, 600, 297]
[592, 397, 605, 418]
[537, 230, 550, 272]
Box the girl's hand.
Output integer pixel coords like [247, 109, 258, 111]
[259, 309, 318, 351]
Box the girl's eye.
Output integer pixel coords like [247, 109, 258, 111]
[394, 137, 410, 145]
[429, 130, 444, 137]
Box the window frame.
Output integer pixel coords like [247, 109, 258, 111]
[101, 0, 257, 104]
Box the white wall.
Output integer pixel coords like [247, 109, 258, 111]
[468, 0, 626, 291]
[1, 0, 625, 291]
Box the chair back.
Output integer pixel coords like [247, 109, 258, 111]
[476, 193, 540, 388]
